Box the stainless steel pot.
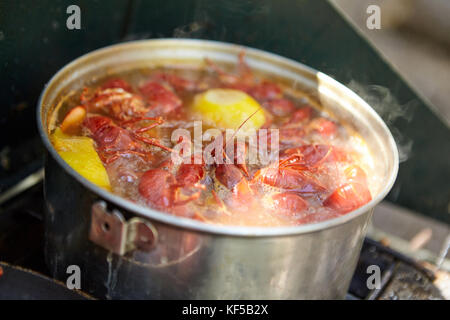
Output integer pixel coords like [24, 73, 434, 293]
[37, 39, 399, 299]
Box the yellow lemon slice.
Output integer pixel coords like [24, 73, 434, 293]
[51, 128, 111, 191]
[192, 89, 265, 131]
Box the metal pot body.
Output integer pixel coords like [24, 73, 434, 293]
[38, 39, 398, 299]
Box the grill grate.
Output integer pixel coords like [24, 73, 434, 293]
[347, 238, 443, 300]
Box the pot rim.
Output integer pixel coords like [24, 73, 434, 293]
[37, 38, 399, 237]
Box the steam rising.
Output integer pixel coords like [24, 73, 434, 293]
[348, 81, 416, 163]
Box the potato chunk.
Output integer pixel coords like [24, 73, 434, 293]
[60, 106, 86, 135]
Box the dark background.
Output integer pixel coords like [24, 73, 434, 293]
[0, 0, 448, 223]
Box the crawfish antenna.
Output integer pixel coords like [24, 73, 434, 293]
[225, 107, 263, 146]
[222, 107, 262, 166]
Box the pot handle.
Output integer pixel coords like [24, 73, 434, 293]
[89, 201, 158, 255]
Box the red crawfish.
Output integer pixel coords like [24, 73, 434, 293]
[80, 80, 148, 121]
[138, 156, 206, 217]
[83, 115, 171, 164]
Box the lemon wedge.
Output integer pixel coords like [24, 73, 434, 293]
[192, 89, 265, 131]
[51, 128, 111, 191]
